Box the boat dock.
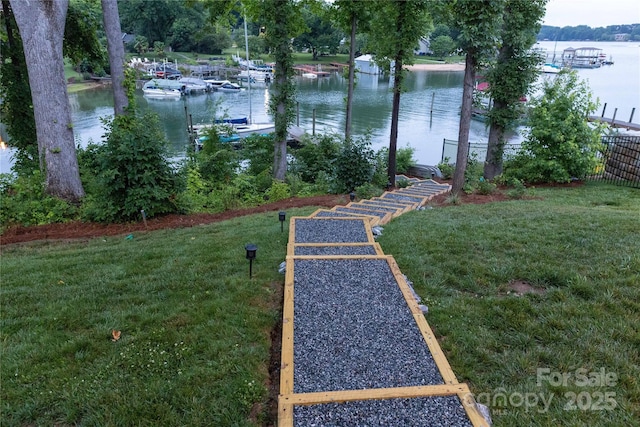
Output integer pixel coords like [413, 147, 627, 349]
[293, 65, 331, 77]
[588, 104, 640, 131]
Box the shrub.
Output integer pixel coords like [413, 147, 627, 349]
[290, 134, 340, 182]
[81, 112, 184, 222]
[437, 157, 454, 180]
[197, 128, 239, 185]
[286, 173, 317, 197]
[355, 182, 384, 200]
[265, 180, 291, 202]
[396, 145, 416, 174]
[372, 148, 390, 188]
[503, 71, 605, 184]
[476, 178, 497, 195]
[333, 135, 376, 193]
[242, 134, 274, 176]
[506, 179, 527, 199]
[396, 178, 411, 188]
[0, 171, 77, 229]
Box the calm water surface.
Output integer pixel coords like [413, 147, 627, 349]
[2, 41, 638, 173]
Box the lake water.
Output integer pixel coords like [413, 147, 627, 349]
[1, 41, 638, 174]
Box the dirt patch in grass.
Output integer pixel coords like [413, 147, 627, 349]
[505, 279, 546, 296]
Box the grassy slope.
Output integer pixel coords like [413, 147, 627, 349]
[2, 183, 638, 426]
[1, 207, 318, 426]
[377, 182, 639, 426]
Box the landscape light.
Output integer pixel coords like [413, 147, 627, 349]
[245, 244, 257, 278]
[349, 192, 355, 202]
[279, 211, 286, 232]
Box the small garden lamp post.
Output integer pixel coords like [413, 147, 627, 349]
[245, 244, 257, 278]
[279, 211, 286, 232]
[349, 192, 356, 202]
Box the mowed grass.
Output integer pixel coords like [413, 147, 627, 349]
[2, 184, 638, 426]
[1, 207, 318, 426]
[377, 182, 639, 426]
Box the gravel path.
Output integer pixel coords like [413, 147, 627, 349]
[285, 187, 479, 426]
[381, 193, 427, 204]
[293, 396, 473, 427]
[293, 218, 372, 243]
[334, 206, 388, 220]
[293, 258, 444, 393]
[293, 245, 379, 256]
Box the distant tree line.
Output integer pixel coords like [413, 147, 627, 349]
[538, 24, 640, 41]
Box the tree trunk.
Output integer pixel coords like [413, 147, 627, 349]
[388, 56, 403, 188]
[484, 99, 507, 180]
[0, 0, 38, 171]
[271, 15, 289, 181]
[344, 12, 357, 140]
[10, 0, 84, 202]
[452, 52, 477, 194]
[101, 0, 128, 115]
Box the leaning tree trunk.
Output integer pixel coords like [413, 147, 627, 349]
[388, 55, 404, 189]
[270, 3, 291, 182]
[9, 0, 84, 202]
[344, 12, 357, 140]
[101, 0, 128, 115]
[484, 99, 507, 180]
[452, 52, 477, 194]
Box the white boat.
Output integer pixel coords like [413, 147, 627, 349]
[237, 69, 271, 83]
[178, 77, 211, 93]
[217, 82, 243, 93]
[541, 63, 562, 74]
[143, 78, 185, 92]
[190, 17, 274, 151]
[302, 72, 318, 79]
[142, 87, 183, 99]
[204, 79, 232, 89]
[192, 122, 275, 150]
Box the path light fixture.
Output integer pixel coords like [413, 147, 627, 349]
[245, 244, 257, 278]
[279, 211, 286, 232]
[349, 192, 355, 202]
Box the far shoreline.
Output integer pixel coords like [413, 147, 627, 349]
[406, 63, 466, 71]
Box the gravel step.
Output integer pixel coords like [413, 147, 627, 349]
[292, 218, 375, 244]
[293, 258, 444, 393]
[333, 206, 393, 224]
[293, 395, 473, 427]
[397, 186, 449, 196]
[371, 196, 418, 209]
[380, 192, 428, 205]
[359, 199, 413, 213]
[348, 202, 404, 217]
[292, 244, 381, 256]
[310, 209, 380, 226]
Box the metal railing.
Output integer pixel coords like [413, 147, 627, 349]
[590, 135, 640, 188]
[441, 139, 522, 164]
[441, 136, 640, 188]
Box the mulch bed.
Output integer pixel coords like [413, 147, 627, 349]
[3, 179, 578, 246]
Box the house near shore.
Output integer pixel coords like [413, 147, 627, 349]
[354, 54, 381, 75]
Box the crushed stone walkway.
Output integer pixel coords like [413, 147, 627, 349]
[278, 177, 490, 426]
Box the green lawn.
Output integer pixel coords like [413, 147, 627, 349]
[2, 183, 638, 426]
[378, 182, 639, 426]
[1, 207, 319, 426]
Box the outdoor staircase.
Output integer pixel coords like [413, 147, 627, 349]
[278, 177, 491, 426]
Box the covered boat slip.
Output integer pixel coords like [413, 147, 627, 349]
[279, 181, 489, 426]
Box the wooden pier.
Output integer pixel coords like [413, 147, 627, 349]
[293, 65, 331, 77]
[588, 104, 640, 131]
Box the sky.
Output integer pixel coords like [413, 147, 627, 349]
[543, 0, 640, 28]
